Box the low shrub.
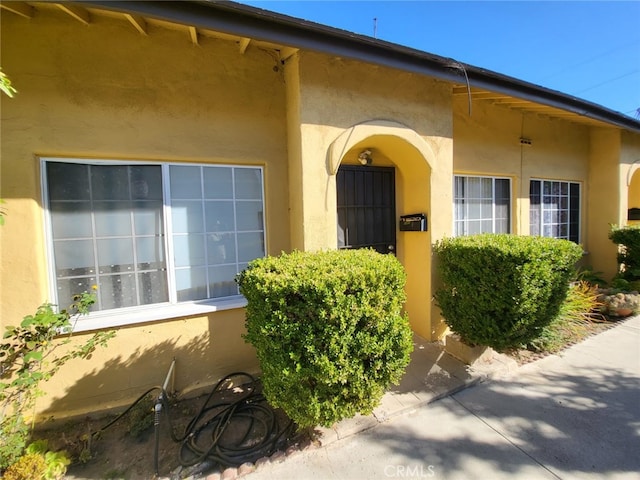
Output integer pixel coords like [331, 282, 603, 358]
[526, 281, 604, 353]
[609, 225, 640, 281]
[237, 249, 413, 428]
[434, 234, 583, 350]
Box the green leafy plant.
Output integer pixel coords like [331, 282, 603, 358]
[609, 225, 640, 282]
[434, 234, 583, 350]
[237, 249, 413, 428]
[0, 290, 115, 471]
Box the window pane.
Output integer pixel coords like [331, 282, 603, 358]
[138, 271, 169, 305]
[454, 176, 464, 198]
[237, 232, 265, 262]
[454, 199, 464, 221]
[207, 233, 236, 265]
[170, 165, 202, 199]
[57, 276, 97, 309]
[50, 202, 92, 239]
[175, 267, 207, 301]
[530, 180, 541, 204]
[468, 177, 481, 197]
[205, 201, 235, 232]
[97, 238, 134, 274]
[54, 239, 95, 277]
[133, 201, 163, 236]
[208, 265, 239, 297]
[47, 163, 90, 201]
[135, 237, 165, 270]
[172, 234, 205, 267]
[467, 221, 481, 235]
[92, 165, 130, 201]
[468, 201, 481, 219]
[495, 218, 509, 234]
[99, 273, 137, 309]
[236, 201, 264, 231]
[481, 178, 492, 198]
[171, 200, 204, 233]
[235, 168, 263, 200]
[204, 167, 233, 199]
[94, 201, 133, 237]
[481, 200, 492, 219]
[131, 165, 163, 200]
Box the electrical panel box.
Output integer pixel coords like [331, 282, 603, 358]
[399, 213, 427, 232]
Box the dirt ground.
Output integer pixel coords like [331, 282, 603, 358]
[33, 316, 624, 480]
[33, 378, 305, 480]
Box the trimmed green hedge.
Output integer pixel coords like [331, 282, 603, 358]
[434, 234, 583, 350]
[237, 249, 413, 428]
[609, 225, 640, 281]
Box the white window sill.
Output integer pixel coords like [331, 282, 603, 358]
[69, 296, 248, 333]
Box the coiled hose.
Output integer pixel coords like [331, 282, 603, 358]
[93, 372, 295, 476]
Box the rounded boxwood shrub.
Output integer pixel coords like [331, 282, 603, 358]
[237, 249, 413, 428]
[609, 225, 640, 281]
[434, 234, 583, 350]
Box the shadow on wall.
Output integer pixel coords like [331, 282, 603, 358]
[40, 334, 210, 421]
[372, 365, 639, 476]
[40, 316, 260, 422]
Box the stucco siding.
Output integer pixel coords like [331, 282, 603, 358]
[1, 10, 287, 419]
[453, 95, 590, 240]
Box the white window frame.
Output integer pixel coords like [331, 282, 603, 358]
[41, 157, 266, 332]
[529, 178, 581, 243]
[453, 175, 512, 236]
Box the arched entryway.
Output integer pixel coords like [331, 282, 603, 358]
[328, 120, 440, 339]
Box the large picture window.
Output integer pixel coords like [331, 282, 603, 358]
[454, 175, 511, 236]
[44, 159, 265, 317]
[529, 179, 580, 243]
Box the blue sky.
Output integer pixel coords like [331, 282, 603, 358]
[238, 1, 640, 118]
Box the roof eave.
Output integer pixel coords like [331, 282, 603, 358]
[78, 0, 640, 132]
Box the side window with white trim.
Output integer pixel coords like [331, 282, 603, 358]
[529, 179, 580, 243]
[44, 160, 265, 314]
[454, 175, 511, 236]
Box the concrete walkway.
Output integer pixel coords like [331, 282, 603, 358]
[242, 316, 640, 480]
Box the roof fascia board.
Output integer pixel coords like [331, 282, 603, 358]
[77, 0, 640, 132]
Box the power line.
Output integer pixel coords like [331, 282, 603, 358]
[539, 39, 640, 82]
[575, 69, 640, 94]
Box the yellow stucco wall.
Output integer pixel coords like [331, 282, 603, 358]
[453, 96, 590, 238]
[587, 128, 622, 279]
[285, 51, 454, 339]
[1, 9, 288, 419]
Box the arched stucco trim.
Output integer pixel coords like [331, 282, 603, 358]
[327, 119, 436, 175]
[627, 159, 640, 186]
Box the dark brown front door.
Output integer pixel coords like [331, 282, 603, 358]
[336, 166, 396, 254]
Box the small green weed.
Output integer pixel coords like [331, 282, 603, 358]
[126, 394, 154, 439]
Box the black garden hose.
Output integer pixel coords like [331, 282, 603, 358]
[94, 372, 295, 477]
